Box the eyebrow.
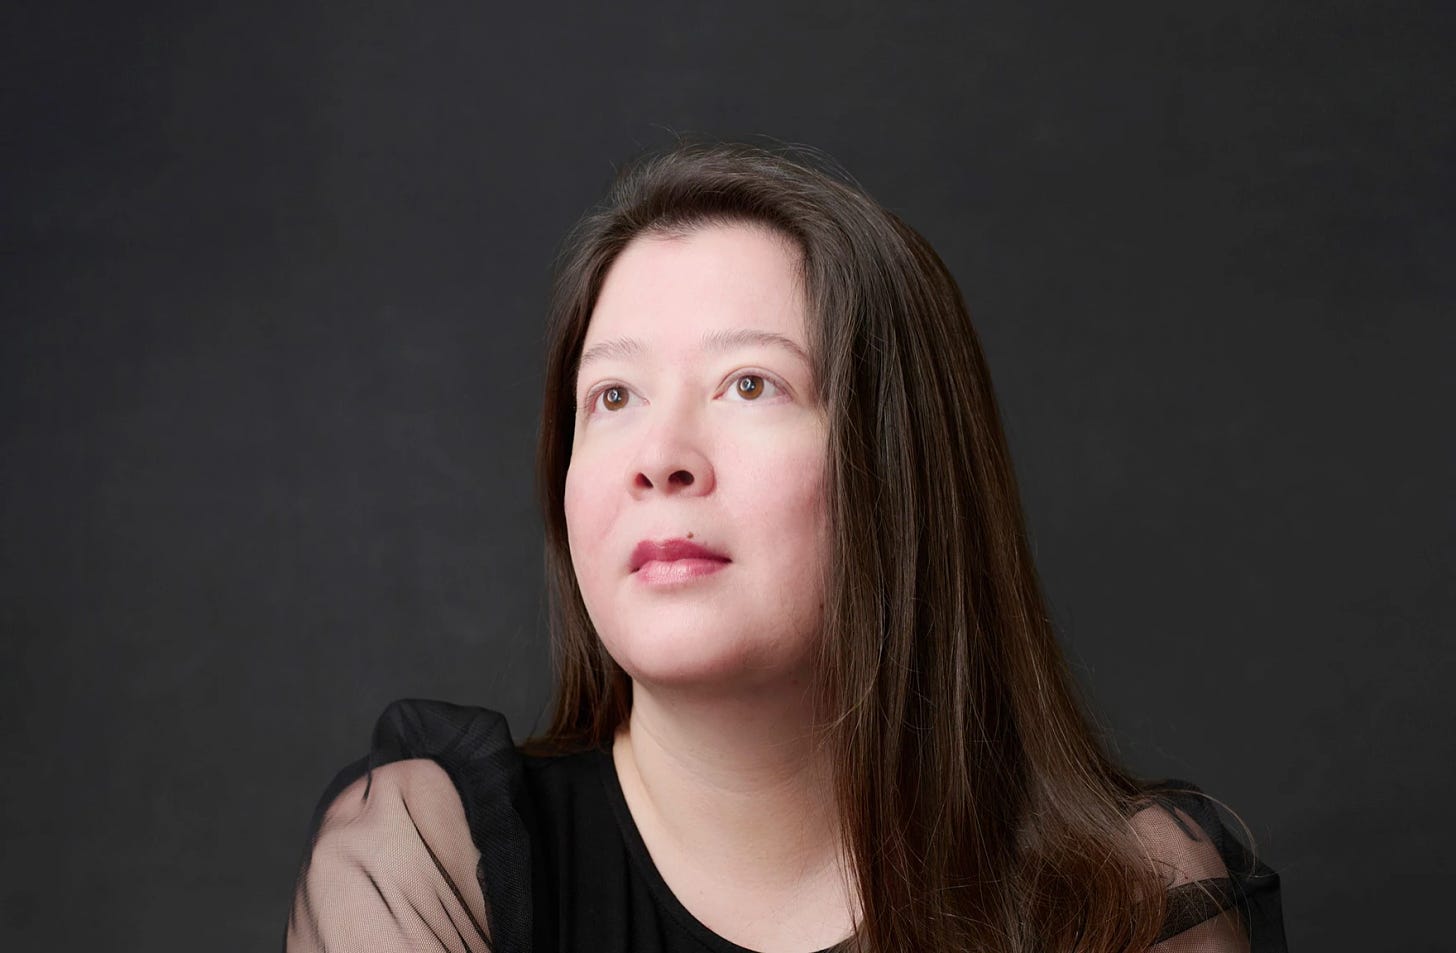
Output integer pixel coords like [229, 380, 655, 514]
[576, 328, 812, 378]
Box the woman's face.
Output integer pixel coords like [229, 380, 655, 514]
[564, 223, 829, 693]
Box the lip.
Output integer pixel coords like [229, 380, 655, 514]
[630, 538, 731, 587]
[630, 538, 731, 573]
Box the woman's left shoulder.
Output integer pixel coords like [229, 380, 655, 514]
[1129, 781, 1236, 887]
[1129, 779, 1288, 952]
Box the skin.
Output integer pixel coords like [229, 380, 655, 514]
[563, 223, 858, 951]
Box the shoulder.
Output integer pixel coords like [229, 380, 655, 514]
[286, 697, 531, 953]
[1126, 782, 1285, 952]
[314, 758, 470, 856]
[1129, 796, 1233, 888]
[288, 758, 491, 951]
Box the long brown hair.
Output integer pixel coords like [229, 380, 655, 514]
[528, 141, 1182, 952]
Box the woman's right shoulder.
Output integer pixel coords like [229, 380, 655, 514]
[316, 757, 463, 833]
[287, 756, 493, 951]
[284, 699, 532, 952]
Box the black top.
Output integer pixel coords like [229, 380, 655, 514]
[283, 699, 1286, 953]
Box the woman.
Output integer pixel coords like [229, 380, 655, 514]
[284, 142, 1285, 953]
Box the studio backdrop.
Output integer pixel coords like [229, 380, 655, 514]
[3, 2, 1452, 951]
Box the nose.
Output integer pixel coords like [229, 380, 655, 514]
[629, 408, 716, 499]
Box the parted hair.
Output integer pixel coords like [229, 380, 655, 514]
[527, 140, 1187, 952]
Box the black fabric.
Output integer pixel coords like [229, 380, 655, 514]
[284, 699, 1287, 953]
[1142, 779, 1285, 946]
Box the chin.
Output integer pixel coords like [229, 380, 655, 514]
[601, 626, 793, 692]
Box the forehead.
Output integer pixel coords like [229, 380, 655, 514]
[584, 222, 808, 349]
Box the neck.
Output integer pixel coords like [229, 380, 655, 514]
[612, 674, 848, 891]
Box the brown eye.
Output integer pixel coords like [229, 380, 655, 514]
[602, 386, 628, 411]
[734, 375, 765, 400]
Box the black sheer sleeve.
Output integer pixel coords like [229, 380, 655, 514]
[283, 700, 534, 953]
[1136, 780, 1287, 953]
[284, 705, 1285, 953]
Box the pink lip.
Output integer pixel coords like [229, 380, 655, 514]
[630, 538, 731, 578]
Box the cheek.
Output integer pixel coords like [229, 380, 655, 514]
[563, 459, 609, 581]
[736, 439, 829, 561]
[563, 460, 584, 535]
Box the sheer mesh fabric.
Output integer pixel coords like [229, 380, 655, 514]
[1132, 794, 1282, 953]
[282, 700, 1284, 953]
[285, 702, 531, 953]
[287, 759, 492, 952]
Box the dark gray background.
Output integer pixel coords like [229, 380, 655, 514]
[4, 2, 1452, 950]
